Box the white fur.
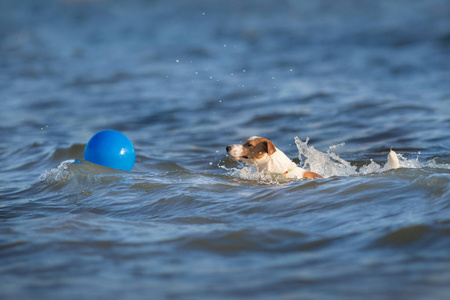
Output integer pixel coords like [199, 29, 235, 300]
[228, 144, 306, 179]
[227, 145, 245, 158]
[247, 148, 305, 179]
[386, 149, 400, 169]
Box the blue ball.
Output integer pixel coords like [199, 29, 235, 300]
[84, 130, 135, 171]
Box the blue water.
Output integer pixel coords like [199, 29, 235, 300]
[1, 0, 450, 299]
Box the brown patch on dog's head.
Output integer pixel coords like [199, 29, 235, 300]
[226, 136, 277, 160]
[239, 137, 276, 159]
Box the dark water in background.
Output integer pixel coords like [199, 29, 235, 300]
[1, 0, 450, 299]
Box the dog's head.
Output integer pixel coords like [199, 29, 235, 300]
[226, 136, 276, 163]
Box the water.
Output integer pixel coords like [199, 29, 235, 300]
[1, 0, 450, 299]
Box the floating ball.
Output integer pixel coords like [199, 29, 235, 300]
[84, 130, 135, 171]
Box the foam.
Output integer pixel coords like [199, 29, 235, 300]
[295, 136, 449, 177]
[38, 159, 75, 183]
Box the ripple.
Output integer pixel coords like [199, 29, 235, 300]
[375, 225, 431, 247]
[175, 228, 338, 255]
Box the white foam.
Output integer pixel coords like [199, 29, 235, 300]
[220, 163, 278, 184]
[295, 137, 357, 177]
[37, 159, 75, 183]
[295, 136, 450, 177]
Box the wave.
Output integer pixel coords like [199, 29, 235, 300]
[37, 159, 125, 184]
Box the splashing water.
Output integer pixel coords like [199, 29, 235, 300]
[295, 137, 357, 177]
[36, 159, 126, 189]
[296, 136, 450, 177]
[38, 160, 76, 183]
[219, 163, 279, 184]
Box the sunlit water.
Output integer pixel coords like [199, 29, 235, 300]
[1, 0, 450, 299]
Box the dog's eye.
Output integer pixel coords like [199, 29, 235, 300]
[245, 142, 252, 147]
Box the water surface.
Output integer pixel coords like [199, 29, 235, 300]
[1, 0, 450, 299]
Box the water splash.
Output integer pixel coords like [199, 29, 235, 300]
[219, 163, 280, 184]
[295, 136, 449, 177]
[36, 159, 124, 187]
[38, 159, 76, 183]
[295, 137, 357, 177]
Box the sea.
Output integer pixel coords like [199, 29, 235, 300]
[1, 0, 450, 299]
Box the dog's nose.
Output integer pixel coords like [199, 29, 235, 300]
[226, 145, 232, 153]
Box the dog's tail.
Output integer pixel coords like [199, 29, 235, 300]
[386, 149, 400, 169]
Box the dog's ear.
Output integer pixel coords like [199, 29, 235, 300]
[264, 140, 276, 156]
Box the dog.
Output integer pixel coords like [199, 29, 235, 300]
[226, 136, 400, 180]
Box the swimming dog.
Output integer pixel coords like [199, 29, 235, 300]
[226, 136, 400, 180]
